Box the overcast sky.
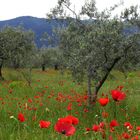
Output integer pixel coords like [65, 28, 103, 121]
[0, 0, 139, 21]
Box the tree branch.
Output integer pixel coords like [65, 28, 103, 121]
[92, 56, 121, 102]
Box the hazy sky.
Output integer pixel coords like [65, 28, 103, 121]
[0, 0, 139, 21]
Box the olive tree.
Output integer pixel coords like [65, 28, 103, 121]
[38, 47, 64, 71]
[48, 0, 140, 105]
[0, 26, 35, 80]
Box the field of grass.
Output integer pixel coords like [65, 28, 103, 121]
[0, 68, 140, 140]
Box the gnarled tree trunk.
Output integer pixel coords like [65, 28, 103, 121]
[87, 73, 92, 106]
[42, 63, 45, 71]
[92, 57, 121, 102]
[0, 59, 4, 80]
[87, 65, 92, 105]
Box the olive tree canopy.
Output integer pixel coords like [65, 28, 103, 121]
[47, 0, 140, 104]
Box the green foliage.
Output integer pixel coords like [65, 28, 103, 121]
[6, 69, 23, 81]
[127, 72, 136, 78]
[48, 0, 140, 102]
[0, 26, 36, 79]
[9, 81, 25, 89]
[0, 26, 35, 67]
[38, 47, 65, 70]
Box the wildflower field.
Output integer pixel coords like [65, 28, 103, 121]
[0, 69, 140, 140]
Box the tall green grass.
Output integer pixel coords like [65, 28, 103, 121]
[0, 68, 139, 140]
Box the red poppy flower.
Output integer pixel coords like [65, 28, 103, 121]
[32, 116, 36, 121]
[117, 85, 124, 90]
[84, 108, 88, 112]
[39, 120, 51, 128]
[85, 127, 91, 131]
[57, 117, 72, 124]
[54, 121, 76, 136]
[124, 122, 133, 130]
[136, 126, 140, 131]
[67, 103, 72, 111]
[99, 122, 105, 129]
[110, 120, 119, 128]
[131, 135, 139, 140]
[98, 98, 109, 106]
[65, 115, 79, 125]
[84, 95, 88, 100]
[109, 135, 113, 140]
[111, 90, 126, 101]
[28, 98, 33, 103]
[18, 113, 25, 122]
[9, 89, 13, 94]
[122, 132, 131, 139]
[102, 111, 109, 118]
[92, 125, 100, 132]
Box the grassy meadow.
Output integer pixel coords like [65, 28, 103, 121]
[0, 68, 140, 140]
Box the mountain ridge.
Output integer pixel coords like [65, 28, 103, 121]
[0, 16, 139, 48]
[0, 16, 61, 47]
